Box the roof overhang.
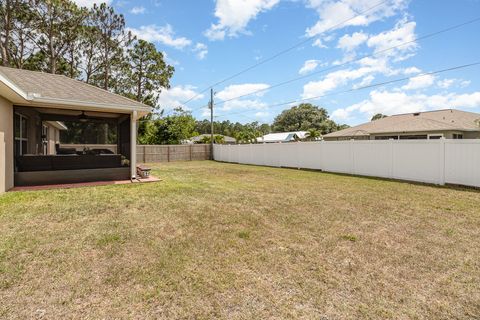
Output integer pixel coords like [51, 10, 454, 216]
[0, 73, 151, 120]
[45, 121, 68, 131]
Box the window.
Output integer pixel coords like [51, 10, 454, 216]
[14, 113, 28, 156]
[428, 134, 444, 140]
[375, 136, 399, 140]
[399, 135, 428, 140]
[453, 133, 463, 139]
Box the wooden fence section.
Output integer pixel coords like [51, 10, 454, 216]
[137, 144, 211, 163]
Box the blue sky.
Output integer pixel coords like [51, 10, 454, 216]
[75, 0, 480, 125]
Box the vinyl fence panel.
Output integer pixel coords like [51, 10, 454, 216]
[445, 140, 480, 187]
[321, 141, 353, 174]
[391, 141, 444, 185]
[214, 140, 480, 188]
[351, 140, 392, 178]
[297, 142, 323, 170]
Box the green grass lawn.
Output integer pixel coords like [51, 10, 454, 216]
[1, 161, 479, 319]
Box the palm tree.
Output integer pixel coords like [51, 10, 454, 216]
[305, 128, 321, 141]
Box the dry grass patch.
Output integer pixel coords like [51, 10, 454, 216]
[1, 161, 479, 319]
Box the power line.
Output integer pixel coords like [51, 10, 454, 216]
[213, 16, 480, 107]
[179, 0, 390, 106]
[215, 61, 480, 120]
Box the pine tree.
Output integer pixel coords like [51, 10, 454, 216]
[127, 39, 174, 107]
[89, 3, 132, 90]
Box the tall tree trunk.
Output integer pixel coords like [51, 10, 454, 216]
[1, 0, 12, 66]
[136, 59, 143, 101]
[103, 36, 109, 90]
[48, 13, 56, 73]
[49, 54, 56, 73]
[69, 47, 75, 78]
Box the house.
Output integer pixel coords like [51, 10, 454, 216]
[323, 109, 480, 141]
[0, 66, 151, 193]
[257, 131, 308, 143]
[190, 134, 236, 144]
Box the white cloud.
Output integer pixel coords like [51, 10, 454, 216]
[216, 83, 270, 112]
[204, 0, 280, 41]
[217, 83, 270, 101]
[312, 38, 328, 48]
[305, 0, 408, 37]
[437, 78, 471, 89]
[72, 0, 110, 8]
[403, 66, 421, 75]
[162, 51, 180, 66]
[302, 58, 391, 99]
[220, 99, 268, 112]
[130, 6, 146, 14]
[302, 18, 421, 100]
[299, 60, 321, 75]
[157, 85, 204, 110]
[437, 78, 455, 89]
[331, 90, 480, 121]
[337, 31, 368, 52]
[367, 19, 417, 60]
[127, 24, 192, 49]
[353, 75, 375, 89]
[254, 111, 270, 119]
[401, 74, 435, 90]
[193, 43, 208, 60]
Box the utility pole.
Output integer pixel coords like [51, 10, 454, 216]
[209, 88, 214, 160]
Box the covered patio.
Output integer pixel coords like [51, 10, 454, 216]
[0, 66, 151, 191]
[13, 106, 138, 186]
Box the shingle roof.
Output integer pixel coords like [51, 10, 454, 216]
[0, 66, 149, 109]
[324, 109, 480, 138]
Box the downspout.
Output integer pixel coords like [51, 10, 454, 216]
[130, 111, 137, 180]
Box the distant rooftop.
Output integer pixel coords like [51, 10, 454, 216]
[324, 109, 480, 138]
[258, 131, 308, 143]
[191, 134, 236, 143]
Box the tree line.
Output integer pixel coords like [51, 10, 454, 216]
[0, 0, 174, 107]
[1, 1, 348, 144]
[139, 103, 349, 144]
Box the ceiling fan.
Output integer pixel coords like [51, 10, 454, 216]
[78, 111, 89, 122]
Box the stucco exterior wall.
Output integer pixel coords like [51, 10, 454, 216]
[0, 96, 14, 193]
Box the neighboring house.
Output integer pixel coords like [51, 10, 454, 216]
[190, 134, 236, 144]
[0, 66, 151, 193]
[323, 109, 480, 141]
[257, 131, 308, 143]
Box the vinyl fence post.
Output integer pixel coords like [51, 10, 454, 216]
[389, 138, 394, 179]
[350, 139, 355, 175]
[439, 138, 446, 185]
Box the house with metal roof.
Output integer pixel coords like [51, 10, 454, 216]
[0, 66, 152, 193]
[257, 131, 308, 143]
[323, 109, 480, 141]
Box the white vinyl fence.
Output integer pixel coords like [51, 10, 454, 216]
[214, 140, 480, 188]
